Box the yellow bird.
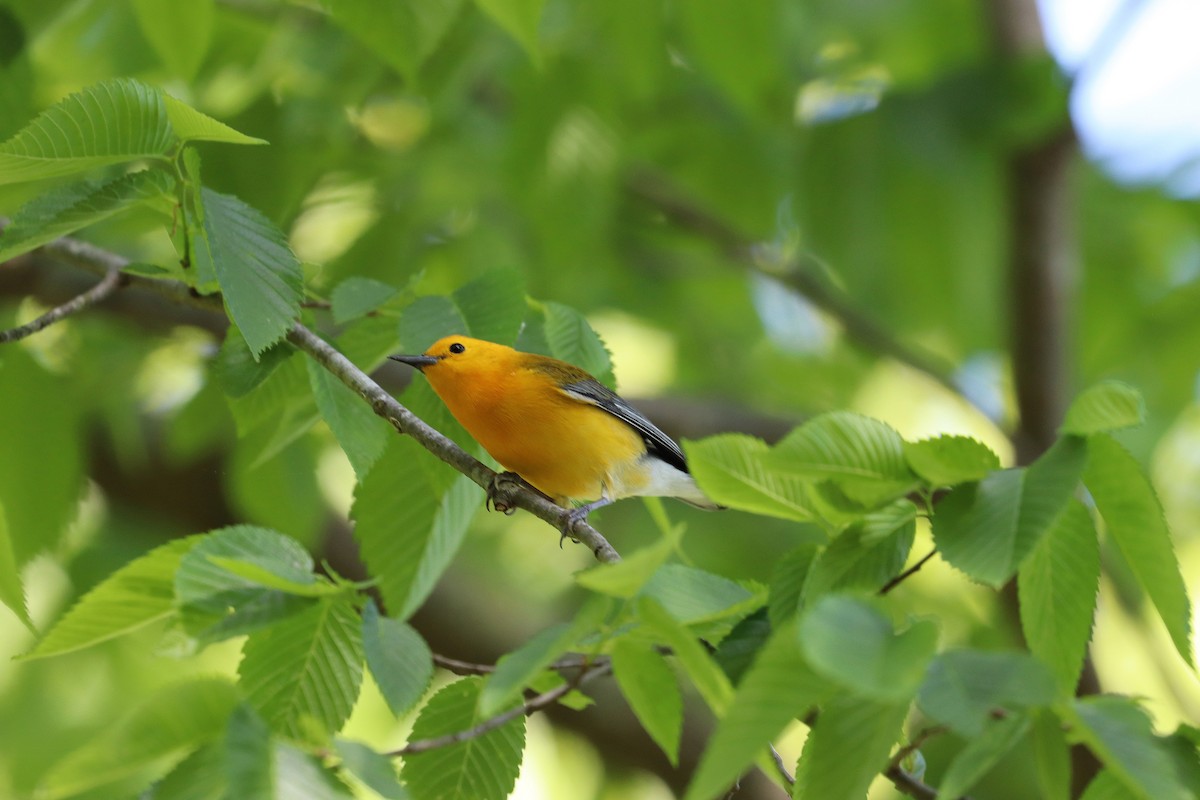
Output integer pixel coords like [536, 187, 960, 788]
[390, 335, 721, 525]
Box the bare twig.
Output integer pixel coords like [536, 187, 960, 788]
[878, 549, 938, 595]
[389, 661, 612, 756]
[624, 171, 974, 414]
[432, 652, 604, 677]
[10, 229, 622, 563]
[0, 264, 124, 342]
[884, 725, 960, 800]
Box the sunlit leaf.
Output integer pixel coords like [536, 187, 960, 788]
[0, 506, 30, 630]
[362, 600, 433, 718]
[543, 301, 614, 387]
[904, 434, 1001, 487]
[132, 0, 214, 81]
[1061, 381, 1145, 436]
[638, 597, 734, 714]
[792, 694, 909, 800]
[804, 501, 915, 599]
[611, 639, 683, 765]
[685, 435, 816, 522]
[336, 739, 409, 799]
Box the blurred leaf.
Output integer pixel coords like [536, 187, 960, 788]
[480, 596, 609, 716]
[918, 650, 1056, 736]
[473, 0, 545, 64]
[685, 435, 816, 522]
[792, 694, 909, 800]
[676, 0, 777, 115]
[799, 594, 937, 702]
[575, 536, 674, 598]
[1083, 434, 1194, 667]
[320, 0, 463, 81]
[453, 268, 526, 345]
[804, 502, 915, 599]
[904, 434, 1001, 487]
[638, 597, 734, 714]
[398, 294, 469, 352]
[938, 714, 1032, 799]
[307, 355, 390, 477]
[1061, 381, 1145, 436]
[0, 506, 30, 629]
[23, 536, 199, 660]
[0, 169, 175, 262]
[542, 301, 614, 387]
[214, 332, 294, 399]
[336, 739, 409, 799]
[1033, 708, 1072, 800]
[149, 742, 226, 800]
[933, 436, 1086, 587]
[686, 625, 831, 800]
[1064, 696, 1191, 800]
[37, 677, 238, 800]
[0, 348, 85, 564]
[768, 412, 917, 506]
[351, 438, 478, 619]
[189, 185, 303, 357]
[713, 608, 771, 684]
[611, 639, 683, 766]
[401, 678, 526, 800]
[226, 432, 324, 544]
[362, 599, 433, 717]
[1018, 500, 1100, 692]
[239, 596, 365, 740]
[331, 276, 399, 324]
[132, 0, 214, 80]
[1079, 771, 1142, 800]
[0, 78, 174, 185]
[227, 705, 354, 799]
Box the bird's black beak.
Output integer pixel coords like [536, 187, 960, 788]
[389, 354, 440, 371]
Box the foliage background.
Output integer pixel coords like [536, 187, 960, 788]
[1, 0, 1198, 798]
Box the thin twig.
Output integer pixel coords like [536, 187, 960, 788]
[390, 661, 612, 756]
[12, 229, 621, 563]
[883, 725, 965, 800]
[0, 264, 124, 342]
[624, 171, 976, 415]
[878, 549, 937, 595]
[432, 652, 604, 677]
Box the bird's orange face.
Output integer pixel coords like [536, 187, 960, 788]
[392, 335, 520, 395]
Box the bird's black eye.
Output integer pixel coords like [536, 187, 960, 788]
[448, 342, 466, 354]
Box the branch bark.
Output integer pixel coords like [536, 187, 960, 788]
[0, 263, 124, 342]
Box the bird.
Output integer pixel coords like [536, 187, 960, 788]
[389, 335, 722, 527]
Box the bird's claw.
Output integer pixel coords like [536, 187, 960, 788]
[486, 472, 522, 516]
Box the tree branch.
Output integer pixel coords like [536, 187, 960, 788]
[878, 549, 938, 596]
[884, 725, 962, 800]
[389, 661, 612, 756]
[5, 227, 621, 563]
[0, 262, 124, 342]
[624, 171, 975, 416]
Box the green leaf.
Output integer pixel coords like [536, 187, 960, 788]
[307, 356, 390, 478]
[768, 544, 818, 627]
[804, 501, 916, 599]
[401, 678, 526, 800]
[904, 434, 1001, 487]
[686, 626, 832, 800]
[799, 594, 937, 702]
[685, 435, 816, 522]
[917, 650, 1056, 736]
[23, 536, 199, 659]
[638, 597, 734, 714]
[1061, 381, 1146, 436]
[792, 694, 909, 800]
[398, 294, 469, 352]
[336, 739, 410, 799]
[362, 600, 433, 717]
[162, 93, 267, 146]
[1032, 708, 1072, 800]
[0, 505, 30, 630]
[1084, 434, 1194, 667]
[0, 347, 85, 564]
[480, 597, 610, 716]
[1018, 499, 1100, 692]
[575, 536, 674, 598]
[938, 714, 1032, 799]
[226, 705, 354, 799]
[132, 0, 214, 80]
[214, 332, 295, 399]
[37, 677, 238, 800]
[543, 301, 614, 387]
[0, 169, 175, 262]
[175, 525, 320, 639]
[640, 563, 759, 627]
[351, 438, 479, 619]
[204, 556, 340, 597]
[1064, 696, 1191, 800]
[190, 185, 303, 356]
[320, 0, 463, 81]
[0, 78, 174, 185]
[473, 0, 546, 65]
[150, 742, 226, 800]
[767, 411, 917, 506]
[239, 597, 365, 739]
[1080, 771, 1142, 800]
[454, 268, 526, 345]
[611, 639, 683, 765]
[331, 276, 399, 324]
[933, 436, 1087, 587]
[713, 608, 771, 685]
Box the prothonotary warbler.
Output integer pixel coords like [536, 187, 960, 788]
[390, 335, 722, 525]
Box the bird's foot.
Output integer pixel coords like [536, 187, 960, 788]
[558, 506, 591, 548]
[486, 471, 525, 515]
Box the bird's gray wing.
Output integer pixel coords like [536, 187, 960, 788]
[558, 378, 690, 474]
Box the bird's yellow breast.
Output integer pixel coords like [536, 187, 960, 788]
[425, 363, 646, 503]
